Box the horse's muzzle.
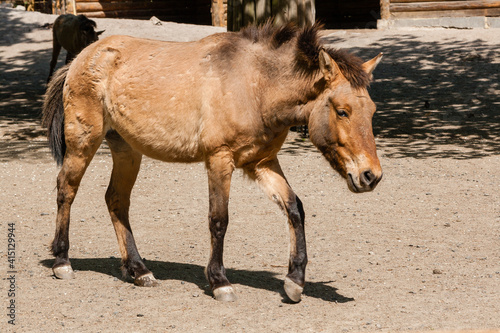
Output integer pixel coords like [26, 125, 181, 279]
[347, 170, 383, 193]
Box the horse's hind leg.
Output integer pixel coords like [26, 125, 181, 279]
[245, 158, 307, 303]
[52, 120, 104, 279]
[105, 130, 157, 287]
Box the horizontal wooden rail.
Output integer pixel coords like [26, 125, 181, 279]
[390, 1, 500, 12]
[80, 9, 209, 19]
[390, 8, 500, 18]
[391, 0, 465, 3]
[73, 0, 177, 2]
[77, 3, 150, 11]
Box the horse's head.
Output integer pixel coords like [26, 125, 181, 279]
[308, 50, 383, 193]
[77, 15, 104, 49]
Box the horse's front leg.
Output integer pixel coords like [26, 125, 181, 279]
[205, 151, 236, 301]
[65, 52, 75, 65]
[246, 158, 307, 302]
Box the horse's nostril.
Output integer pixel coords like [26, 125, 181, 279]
[362, 170, 375, 186]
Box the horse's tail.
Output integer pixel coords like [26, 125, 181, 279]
[42, 64, 70, 166]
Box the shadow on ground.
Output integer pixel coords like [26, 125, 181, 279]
[40, 258, 353, 303]
[323, 33, 500, 159]
[2, 7, 499, 160]
[0, 7, 55, 148]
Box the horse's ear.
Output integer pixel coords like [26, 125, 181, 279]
[362, 53, 383, 78]
[319, 49, 340, 82]
[97, 30, 105, 36]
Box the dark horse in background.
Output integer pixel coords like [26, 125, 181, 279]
[42, 22, 383, 302]
[47, 14, 104, 82]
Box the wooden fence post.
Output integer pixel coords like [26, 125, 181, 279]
[380, 0, 390, 20]
[212, 0, 226, 27]
[256, 0, 271, 23]
[228, 0, 315, 31]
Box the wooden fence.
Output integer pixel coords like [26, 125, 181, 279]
[43, 0, 213, 25]
[212, 0, 228, 26]
[316, 0, 381, 29]
[381, 0, 500, 20]
[20, 0, 500, 28]
[226, 0, 315, 31]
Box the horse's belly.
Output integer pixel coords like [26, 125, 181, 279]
[127, 130, 203, 163]
[114, 126, 203, 163]
[106, 99, 204, 163]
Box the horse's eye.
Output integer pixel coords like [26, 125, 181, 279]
[337, 109, 348, 118]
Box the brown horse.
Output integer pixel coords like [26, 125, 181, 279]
[42, 22, 383, 302]
[47, 14, 104, 82]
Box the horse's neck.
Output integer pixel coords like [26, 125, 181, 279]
[261, 70, 322, 128]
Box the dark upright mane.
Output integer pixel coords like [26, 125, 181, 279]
[239, 22, 370, 88]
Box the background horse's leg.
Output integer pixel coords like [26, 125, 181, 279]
[65, 52, 75, 65]
[205, 151, 236, 301]
[52, 126, 104, 280]
[47, 36, 61, 82]
[104, 131, 157, 287]
[246, 158, 307, 302]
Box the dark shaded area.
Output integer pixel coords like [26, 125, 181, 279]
[145, 2, 212, 26]
[0, 141, 49, 162]
[40, 258, 353, 303]
[231, 0, 381, 31]
[0, 141, 110, 162]
[0, 7, 54, 148]
[321, 33, 500, 159]
[281, 135, 316, 155]
[316, 1, 381, 29]
[29, 1, 213, 25]
[288, 31, 500, 160]
[1, 7, 498, 161]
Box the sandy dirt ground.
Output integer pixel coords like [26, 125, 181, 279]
[1, 5, 499, 333]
